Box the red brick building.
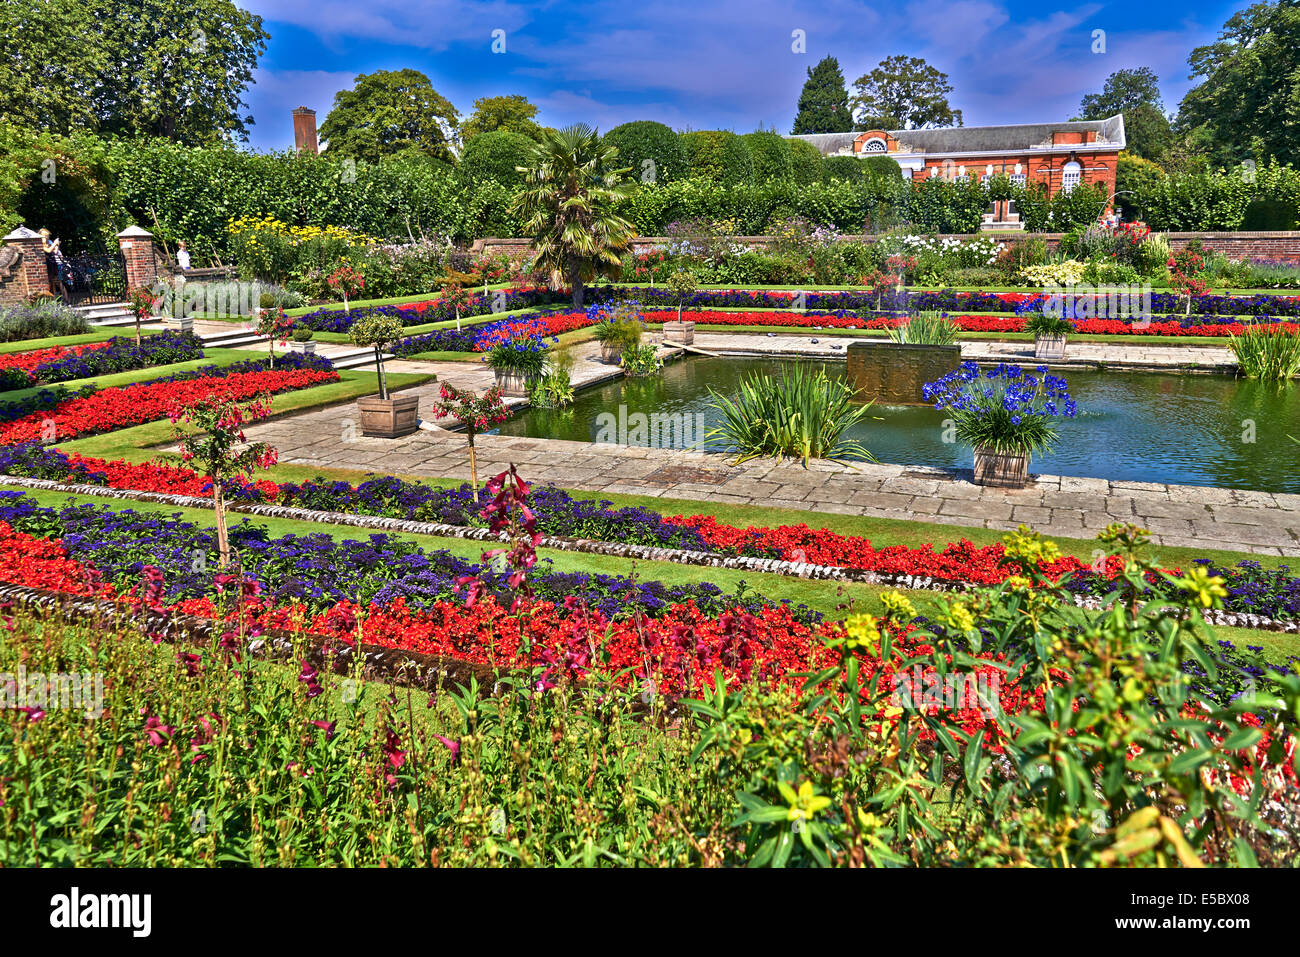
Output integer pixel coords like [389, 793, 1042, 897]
[795, 115, 1125, 216]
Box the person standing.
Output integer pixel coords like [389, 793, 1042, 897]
[176, 240, 192, 271]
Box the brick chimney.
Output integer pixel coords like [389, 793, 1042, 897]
[293, 107, 318, 154]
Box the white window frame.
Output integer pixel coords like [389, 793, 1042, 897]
[1009, 172, 1026, 187]
[1061, 161, 1082, 193]
[860, 137, 887, 154]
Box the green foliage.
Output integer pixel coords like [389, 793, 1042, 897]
[1078, 68, 1174, 161]
[680, 131, 754, 185]
[851, 55, 962, 131]
[823, 156, 864, 183]
[349, 313, 405, 397]
[0, 0, 268, 145]
[709, 363, 876, 466]
[1242, 198, 1298, 230]
[459, 94, 543, 141]
[319, 69, 459, 163]
[458, 130, 535, 189]
[512, 124, 637, 308]
[1025, 313, 1073, 337]
[1178, 0, 1300, 165]
[1136, 161, 1300, 230]
[862, 155, 903, 180]
[602, 121, 687, 185]
[1229, 325, 1300, 380]
[742, 131, 794, 181]
[620, 342, 661, 377]
[792, 56, 854, 134]
[887, 310, 959, 345]
[1115, 152, 1167, 217]
[0, 127, 119, 248]
[782, 139, 823, 185]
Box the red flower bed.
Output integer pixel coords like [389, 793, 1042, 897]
[0, 366, 339, 445]
[0, 341, 113, 375]
[667, 514, 1143, 584]
[0, 521, 116, 599]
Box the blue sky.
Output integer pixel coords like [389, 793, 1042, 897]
[239, 0, 1251, 152]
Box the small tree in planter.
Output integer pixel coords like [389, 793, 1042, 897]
[256, 306, 295, 368]
[350, 313, 418, 436]
[923, 362, 1078, 489]
[170, 393, 278, 568]
[1025, 313, 1073, 360]
[1168, 250, 1209, 317]
[439, 283, 472, 330]
[127, 285, 158, 346]
[664, 269, 698, 344]
[327, 263, 365, 314]
[432, 382, 512, 502]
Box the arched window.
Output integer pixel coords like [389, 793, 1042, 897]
[1061, 160, 1082, 193]
[860, 137, 887, 154]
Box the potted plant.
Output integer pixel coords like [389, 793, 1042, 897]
[290, 324, 316, 354]
[663, 269, 698, 344]
[256, 306, 294, 368]
[485, 335, 546, 397]
[923, 361, 1077, 489]
[1025, 313, 1072, 360]
[349, 313, 418, 437]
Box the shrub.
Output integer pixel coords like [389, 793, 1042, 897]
[786, 138, 825, 185]
[679, 131, 754, 184]
[1025, 313, 1073, 337]
[603, 121, 687, 184]
[741, 131, 793, 181]
[0, 300, 90, 341]
[458, 129, 536, 188]
[823, 156, 864, 183]
[862, 155, 903, 180]
[709, 363, 875, 466]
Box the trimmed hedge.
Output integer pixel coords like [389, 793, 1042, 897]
[787, 138, 825, 185]
[741, 131, 793, 181]
[680, 131, 753, 184]
[602, 121, 687, 184]
[458, 130, 535, 188]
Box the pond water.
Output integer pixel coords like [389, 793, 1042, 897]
[493, 357, 1300, 493]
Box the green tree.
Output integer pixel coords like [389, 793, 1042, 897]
[792, 56, 853, 134]
[851, 55, 962, 130]
[1077, 67, 1174, 161]
[1177, 0, 1300, 165]
[512, 125, 636, 308]
[602, 121, 687, 184]
[458, 129, 535, 188]
[460, 94, 543, 141]
[0, 0, 267, 145]
[679, 130, 754, 184]
[320, 69, 459, 163]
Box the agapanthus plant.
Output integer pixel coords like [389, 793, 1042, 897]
[923, 362, 1077, 457]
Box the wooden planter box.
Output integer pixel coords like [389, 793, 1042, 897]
[846, 342, 962, 406]
[493, 368, 536, 398]
[357, 393, 420, 438]
[662, 320, 695, 345]
[291, 340, 316, 355]
[973, 445, 1030, 489]
[1034, 335, 1067, 361]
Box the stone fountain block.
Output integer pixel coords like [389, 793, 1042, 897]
[846, 342, 962, 406]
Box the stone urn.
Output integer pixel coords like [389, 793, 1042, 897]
[493, 368, 536, 398]
[600, 343, 623, 365]
[973, 445, 1030, 489]
[662, 320, 695, 345]
[170, 316, 195, 333]
[356, 392, 420, 438]
[1034, 335, 1067, 361]
[291, 340, 317, 355]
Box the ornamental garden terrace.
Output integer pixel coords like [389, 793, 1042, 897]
[3, 88, 1300, 871]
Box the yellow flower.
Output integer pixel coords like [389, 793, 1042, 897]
[1177, 566, 1228, 608]
[856, 809, 883, 830]
[945, 602, 976, 633]
[843, 612, 881, 650]
[779, 780, 831, 822]
[879, 590, 916, 622]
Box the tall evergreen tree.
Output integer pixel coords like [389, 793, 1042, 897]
[792, 56, 852, 134]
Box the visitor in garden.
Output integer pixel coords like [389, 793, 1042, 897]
[176, 240, 191, 271]
[39, 227, 71, 298]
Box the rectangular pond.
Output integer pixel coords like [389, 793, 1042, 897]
[492, 356, 1300, 494]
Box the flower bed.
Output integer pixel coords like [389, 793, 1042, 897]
[0, 353, 338, 444]
[2, 453, 1297, 623]
[0, 331, 205, 392]
[294, 287, 568, 333]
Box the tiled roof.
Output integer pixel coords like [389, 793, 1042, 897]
[794, 115, 1125, 156]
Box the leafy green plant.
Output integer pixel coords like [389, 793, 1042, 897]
[887, 310, 959, 345]
[709, 363, 876, 466]
[349, 313, 405, 398]
[1229, 324, 1300, 380]
[620, 342, 661, 377]
[1024, 313, 1073, 337]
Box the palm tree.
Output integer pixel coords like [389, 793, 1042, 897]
[511, 124, 636, 308]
